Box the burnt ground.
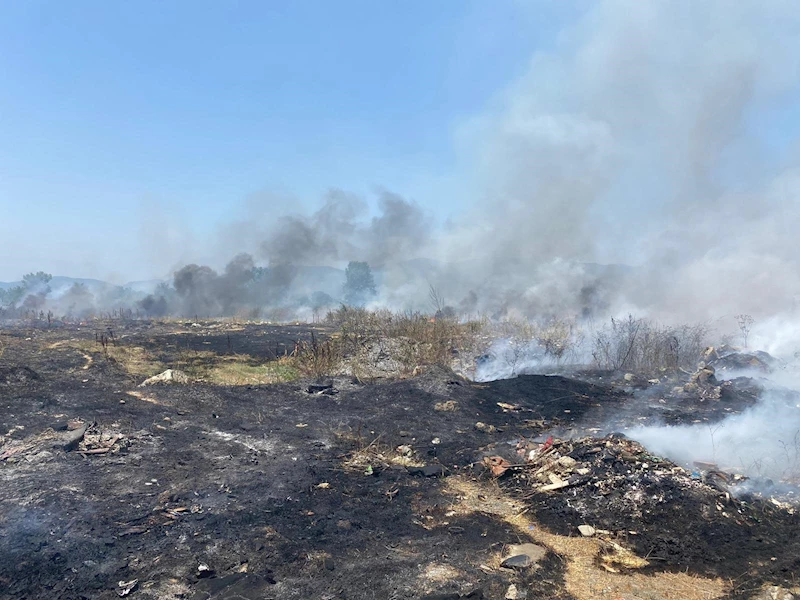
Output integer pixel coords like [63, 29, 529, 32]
[1, 321, 799, 600]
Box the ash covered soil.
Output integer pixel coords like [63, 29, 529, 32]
[1, 322, 798, 600]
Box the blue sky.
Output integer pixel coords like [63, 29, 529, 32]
[0, 0, 578, 282]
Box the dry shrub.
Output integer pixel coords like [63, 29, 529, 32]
[592, 315, 710, 374]
[295, 332, 341, 380]
[324, 306, 486, 375]
[489, 316, 585, 374]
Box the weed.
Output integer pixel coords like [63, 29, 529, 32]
[592, 315, 709, 374]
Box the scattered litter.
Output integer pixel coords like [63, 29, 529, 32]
[484, 455, 513, 477]
[307, 383, 338, 395]
[116, 579, 138, 597]
[197, 563, 214, 578]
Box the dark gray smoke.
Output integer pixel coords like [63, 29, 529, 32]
[260, 188, 430, 268]
[7, 1, 800, 335]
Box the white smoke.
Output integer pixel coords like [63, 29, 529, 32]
[628, 383, 800, 486]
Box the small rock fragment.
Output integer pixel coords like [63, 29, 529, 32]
[500, 554, 531, 569]
[138, 369, 189, 387]
[505, 584, 527, 600]
[578, 525, 596, 537]
[409, 464, 448, 477]
[474, 422, 497, 434]
[758, 585, 796, 600]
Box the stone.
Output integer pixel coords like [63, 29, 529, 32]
[578, 525, 596, 537]
[408, 464, 448, 477]
[505, 584, 527, 600]
[138, 369, 189, 387]
[757, 585, 797, 600]
[500, 554, 532, 569]
[506, 543, 547, 564]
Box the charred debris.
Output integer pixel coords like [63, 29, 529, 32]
[0, 319, 799, 599]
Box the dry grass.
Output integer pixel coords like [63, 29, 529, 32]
[441, 476, 728, 600]
[317, 306, 488, 378]
[56, 339, 299, 385]
[337, 431, 424, 473]
[65, 340, 165, 378]
[434, 400, 458, 412]
[592, 315, 710, 374]
[174, 350, 299, 385]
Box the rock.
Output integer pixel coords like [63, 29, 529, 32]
[505, 584, 527, 600]
[506, 543, 546, 563]
[474, 422, 497, 434]
[500, 554, 532, 569]
[138, 369, 189, 387]
[706, 346, 775, 374]
[55, 422, 88, 452]
[408, 464, 448, 477]
[757, 585, 797, 600]
[578, 525, 596, 537]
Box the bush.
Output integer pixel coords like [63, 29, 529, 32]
[591, 315, 709, 374]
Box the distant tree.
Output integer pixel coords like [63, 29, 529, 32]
[0, 285, 25, 309]
[0, 271, 52, 311]
[311, 291, 334, 310]
[343, 261, 377, 306]
[22, 271, 52, 289]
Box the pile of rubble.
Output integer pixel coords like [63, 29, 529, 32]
[484, 433, 775, 540]
[1, 420, 129, 462]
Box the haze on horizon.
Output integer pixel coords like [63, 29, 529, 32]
[3, 0, 800, 327]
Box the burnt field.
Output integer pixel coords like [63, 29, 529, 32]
[1, 320, 799, 600]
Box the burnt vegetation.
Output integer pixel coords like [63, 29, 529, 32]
[0, 309, 798, 600]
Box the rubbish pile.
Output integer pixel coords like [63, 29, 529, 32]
[486, 434, 760, 509]
[480, 432, 800, 589]
[0, 420, 129, 462]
